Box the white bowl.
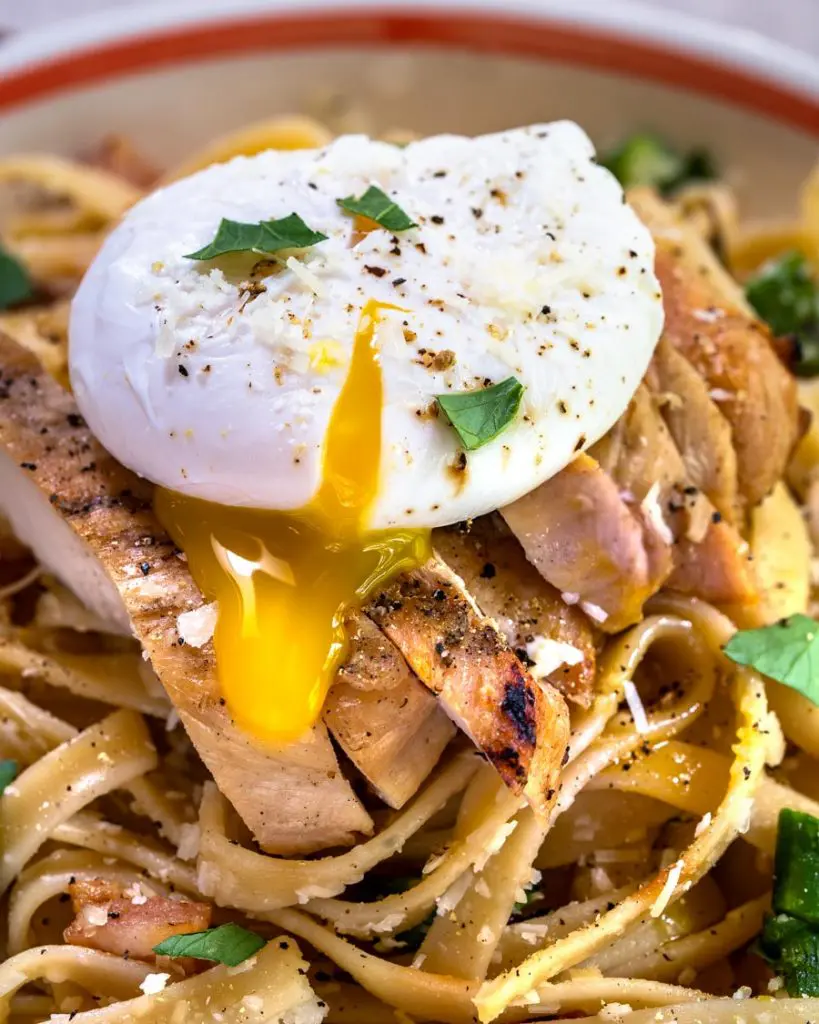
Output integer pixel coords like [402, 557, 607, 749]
[0, 0, 817, 218]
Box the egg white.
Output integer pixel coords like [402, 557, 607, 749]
[69, 122, 663, 528]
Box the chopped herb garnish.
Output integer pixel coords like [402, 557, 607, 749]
[723, 614, 819, 707]
[0, 759, 17, 794]
[599, 133, 715, 195]
[437, 377, 525, 451]
[746, 251, 819, 377]
[185, 213, 328, 260]
[153, 923, 265, 965]
[337, 185, 416, 232]
[0, 244, 32, 309]
[756, 809, 819, 995]
[757, 913, 819, 996]
[774, 809, 819, 925]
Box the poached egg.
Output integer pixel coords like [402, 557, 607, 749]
[69, 122, 663, 744]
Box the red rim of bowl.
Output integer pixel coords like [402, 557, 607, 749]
[1, 7, 818, 134]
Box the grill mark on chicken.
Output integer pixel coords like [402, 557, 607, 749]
[500, 676, 537, 747]
[432, 515, 597, 705]
[365, 557, 569, 818]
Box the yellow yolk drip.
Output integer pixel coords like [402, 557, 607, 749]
[155, 301, 430, 745]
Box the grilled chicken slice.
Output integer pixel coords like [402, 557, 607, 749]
[324, 613, 455, 808]
[594, 383, 758, 611]
[502, 452, 673, 633]
[365, 556, 570, 817]
[630, 187, 800, 509]
[64, 878, 211, 964]
[592, 383, 684, 501]
[0, 332, 373, 856]
[432, 516, 597, 706]
[647, 337, 740, 525]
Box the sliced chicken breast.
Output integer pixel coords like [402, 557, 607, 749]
[432, 516, 597, 706]
[365, 555, 570, 817]
[502, 452, 673, 634]
[630, 187, 800, 509]
[0, 332, 373, 856]
[64, 878, 211, 964]
[324, 613, 455, 808]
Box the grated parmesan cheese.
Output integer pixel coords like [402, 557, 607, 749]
[286, 256, 325, 297]
[622, 679, 649, 734]
[692, 307, 724, 323]
[640, 481, 674, 545]
[436, 871, 474, 916]
[694, 812, 712, 837]
[525, 635, 584, 680]
[736, 795, 755, 835]
[176, 601, 218, 648]
[651, 860, 683, 918]
[82, 905, 109, 928]
[295, 884, 341, 904]
[124, 883, 149, 906]
[176, 823, 200, 861]
[370, 913, 406, 934]
[472, 821, 518, 874]
[581, 600, 609, 624]
[139, 973, 170, 996]
[474, 877, 491, 899]
[599, 1003, 633, 1019]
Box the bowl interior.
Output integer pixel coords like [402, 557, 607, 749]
[0, 11, 817, 220]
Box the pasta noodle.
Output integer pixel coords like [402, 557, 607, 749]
[0, 112, 817, 1024]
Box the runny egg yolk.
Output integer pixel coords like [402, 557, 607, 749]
[155, 300, 430, 745]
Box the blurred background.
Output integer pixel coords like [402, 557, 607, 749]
[0, 0, 818, 53]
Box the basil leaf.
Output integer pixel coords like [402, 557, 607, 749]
[0, 760, 18, 794]
[153, 923, 265, 966]
[757, 912, 819, 996]
[185, 213, 328, 260]
[437, 377, 525, 451]
[0, 245, 32, 309]
[746, 251, 819, 377]
[600, 133, 715, 196]
[723, 614, 819, 705]
[336, 186, 416, 231]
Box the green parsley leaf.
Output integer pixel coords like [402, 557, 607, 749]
[0, 759, 18, 794]
[599, 133, 715, 196]
[0, 244, 33, 310]
[746, 251, 819, 377]
[436, 377, 525, 451]
[757, 912, 819, 996]
[336, 186, 416, 232]
[153, 923, 265, 966]
[723, 613, 819, 706]
[774, 808, 819, 925]
[185, 213, 328, 260]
